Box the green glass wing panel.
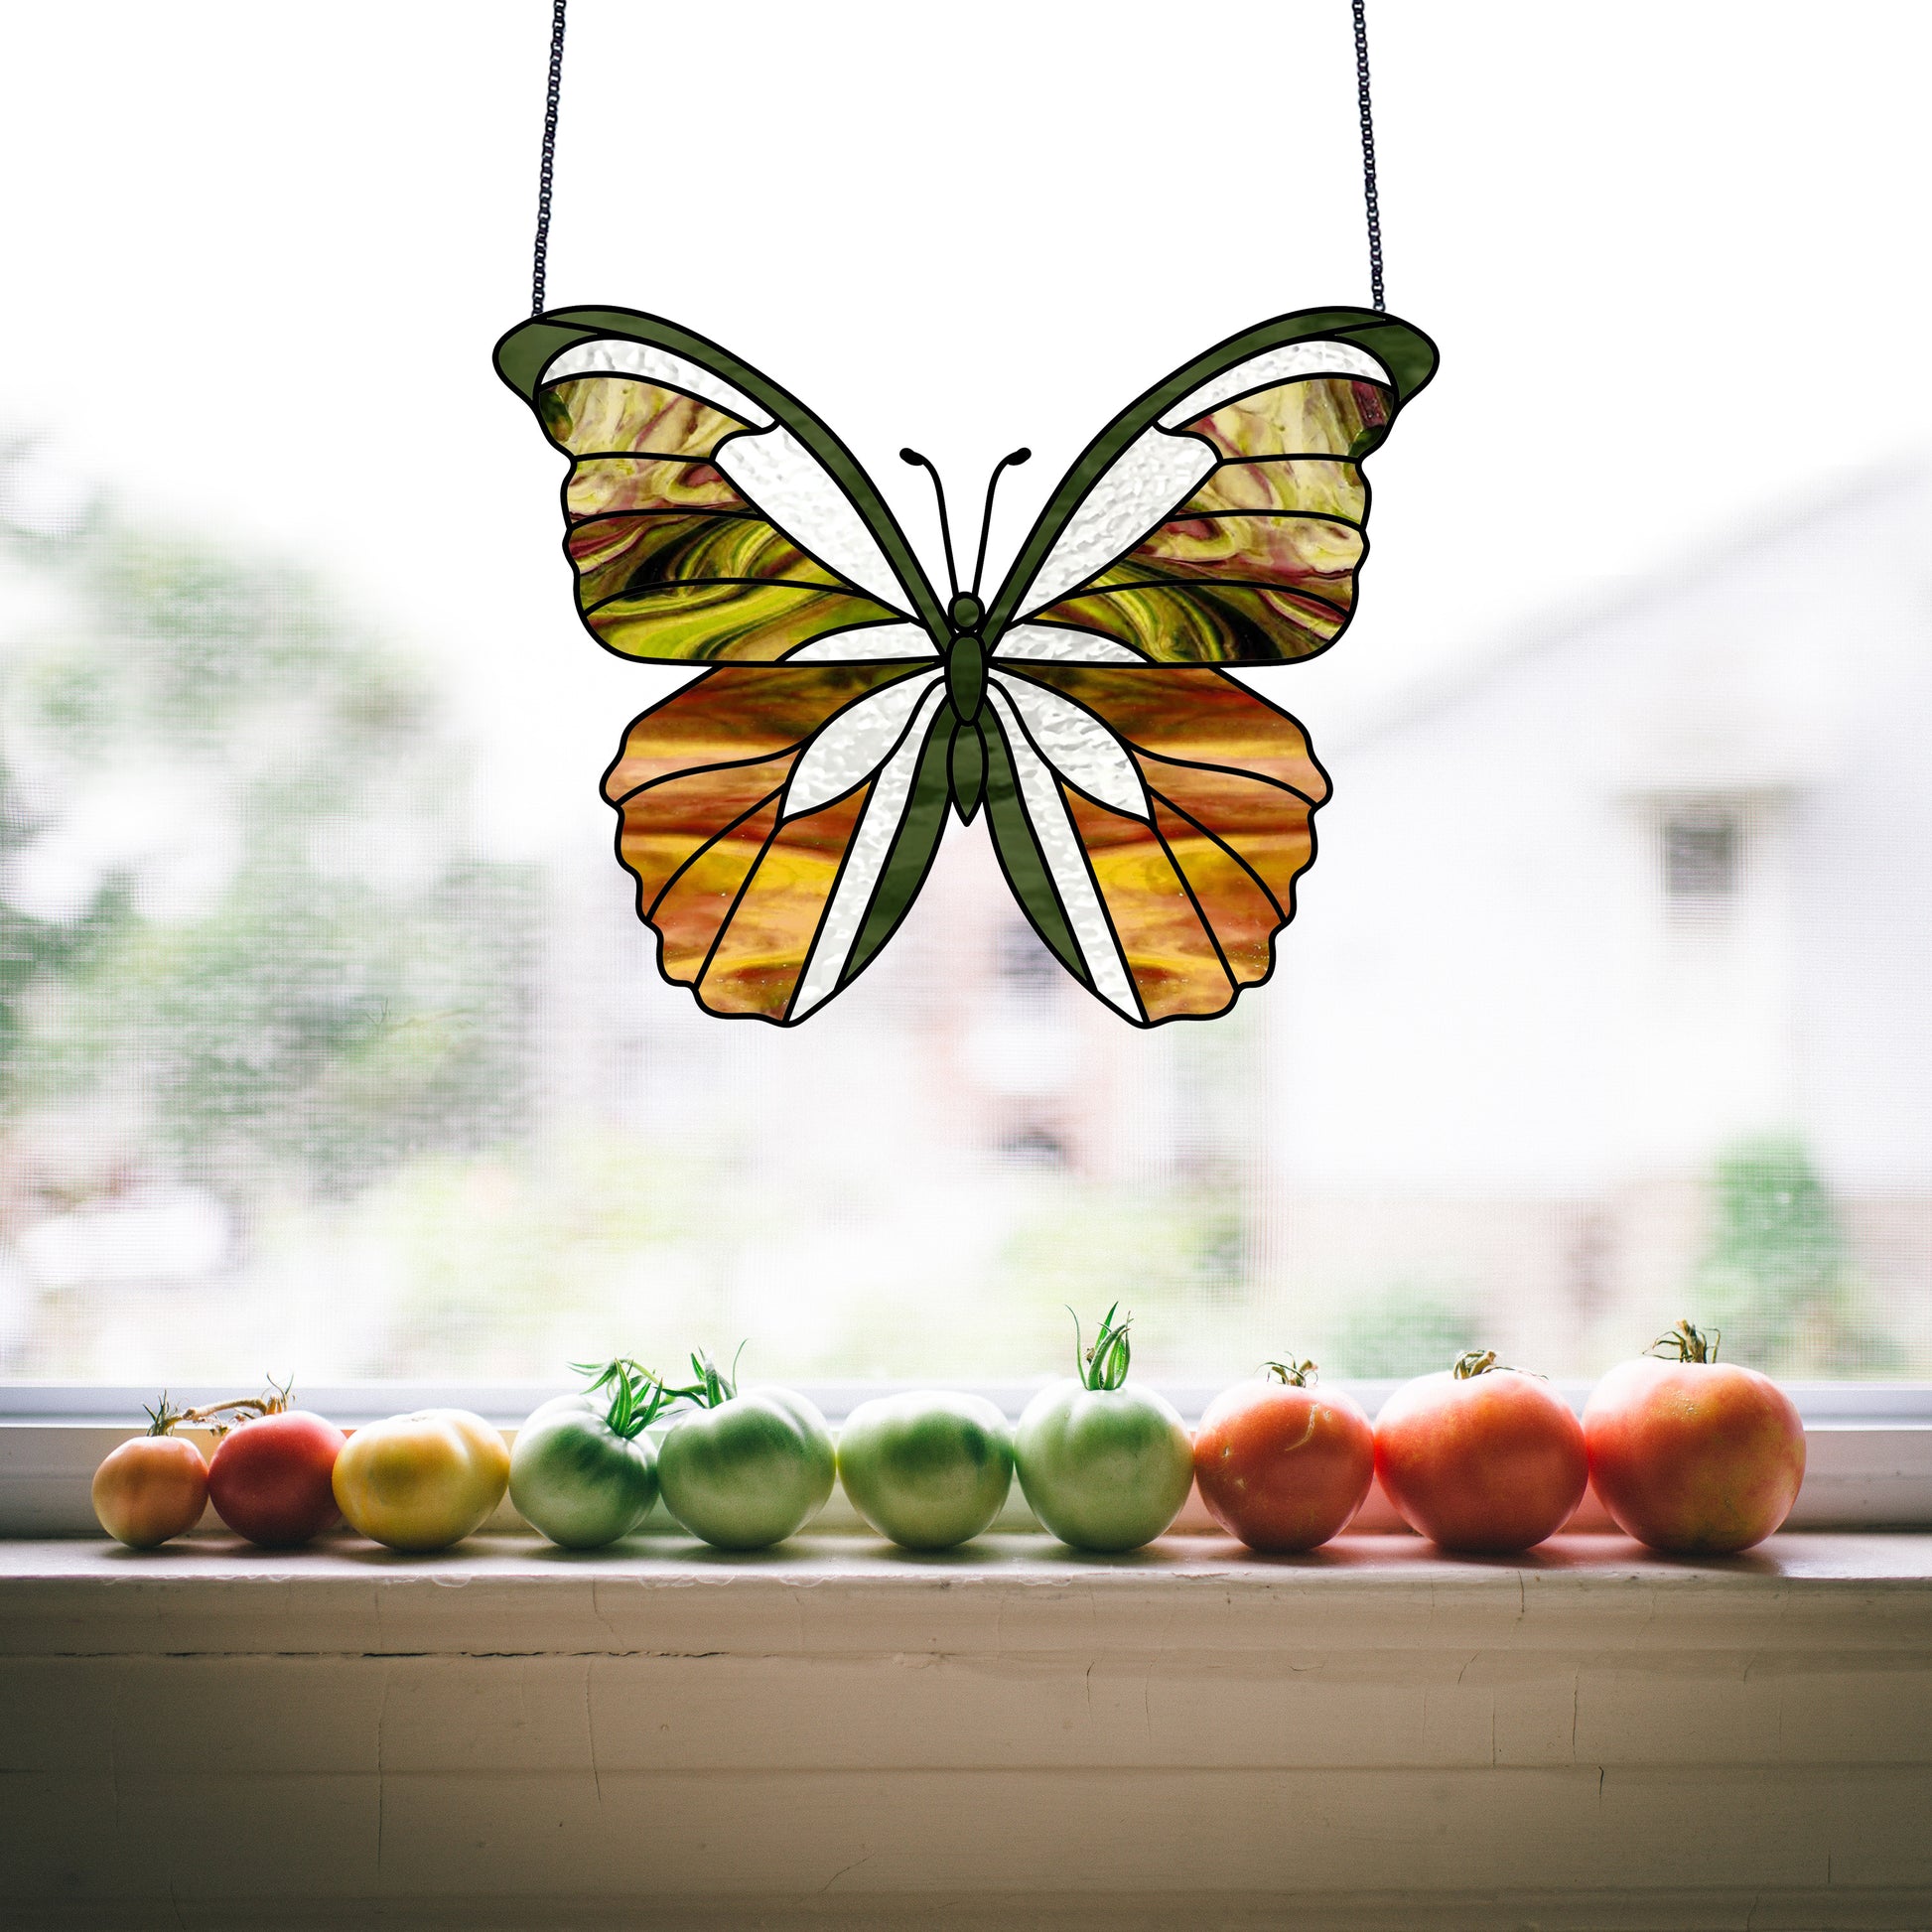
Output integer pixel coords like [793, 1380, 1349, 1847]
[983, 306, 1436, 647]
[495, 307, 948, 639]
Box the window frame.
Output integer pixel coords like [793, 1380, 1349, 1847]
[6, 1378, 1932, 1425]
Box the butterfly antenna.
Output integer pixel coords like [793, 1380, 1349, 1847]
[971, 448, 1032, 598]
[899, 448, 959, 598]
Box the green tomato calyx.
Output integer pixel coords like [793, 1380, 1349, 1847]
[568, 1357, 673, 1440]
[143, 1392, 185, 1437]
[677, 1341, 749, 1411]
[1071, 1303, 1135, 1392]
[1263, 1358, 1318, 1387]
[1649, 1318, 1721, 1365]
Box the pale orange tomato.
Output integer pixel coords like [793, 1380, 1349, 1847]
[92, 1434, 208, 1548]
[1585, 1322, 1804, 1554]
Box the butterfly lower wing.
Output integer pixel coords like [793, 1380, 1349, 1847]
[605, 662, 951, 1022]
[981, 662, 1328, 1024]
[496, 308, 947, 663]
[987, 307, 1437, 665]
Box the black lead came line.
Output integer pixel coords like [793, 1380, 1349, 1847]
[531, 0, 1389, 322]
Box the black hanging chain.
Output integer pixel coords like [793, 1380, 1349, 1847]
[1351, 0, 1386, 313]
[526, 1, 1381, 317]
[530, 0, 569, 317]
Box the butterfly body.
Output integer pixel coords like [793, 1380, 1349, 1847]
[942, 626, 987, 728]
[496, 304, 1437, 1027]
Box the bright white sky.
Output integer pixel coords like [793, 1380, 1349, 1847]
[2, 0, 1928, 856]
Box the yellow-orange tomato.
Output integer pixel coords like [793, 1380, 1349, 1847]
[332, 1409, 509, 1552]
[92, 1434, 208, 1548]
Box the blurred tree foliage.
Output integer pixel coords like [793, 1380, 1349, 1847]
[1320, 1282, 1480, 1379]
[1692, 1136, 1898, 1375]
[0, 453, 541, 1230]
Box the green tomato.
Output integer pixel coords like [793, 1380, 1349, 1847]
[1014, 1380, 1195, 1553]
[836, 1392, 1014, 1550]
[509, 1407, 658, 1550]
[657, 1387, 835, 1551]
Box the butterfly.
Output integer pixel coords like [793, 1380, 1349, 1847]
[494, 305, 1437, 1027]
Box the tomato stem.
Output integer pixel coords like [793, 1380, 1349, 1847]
[1263, 1358, 1318, 1387]
[1450, 1347, 1546, 1381]
[1649, 1318, 1721, 1364]
[569, 1358, 676, 1439]
[169, 1380, 292, 1437]
[1070, 1304, 1134, 1392]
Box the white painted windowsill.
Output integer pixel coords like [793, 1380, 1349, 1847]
[5, 1529, 1931, 1930]
[7, 1393, 1932, 1537]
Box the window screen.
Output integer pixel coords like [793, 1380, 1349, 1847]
[3, 4, 1928, 1391]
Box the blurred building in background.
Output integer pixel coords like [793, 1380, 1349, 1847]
[1265, 468, 1932, 1375]
[1, 457, 1927, 1382]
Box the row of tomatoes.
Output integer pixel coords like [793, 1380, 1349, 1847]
[91, 1313, 1805, 1560]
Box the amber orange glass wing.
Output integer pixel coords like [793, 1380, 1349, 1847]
[603, 661, 952, 1023]
[981, 662, 1327, 1024]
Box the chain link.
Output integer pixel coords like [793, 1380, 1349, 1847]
[1351, 0, 1386, 314]
[530, 0, 568, 317]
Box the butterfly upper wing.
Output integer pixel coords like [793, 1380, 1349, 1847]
[979, 307, 1437, 1023]
[496, 309, 957, 1024]
[987, 306, 1437, 663]
[495, 307, 948, 661]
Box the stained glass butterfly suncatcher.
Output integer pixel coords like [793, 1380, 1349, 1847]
[494, 305, 1437, 1027]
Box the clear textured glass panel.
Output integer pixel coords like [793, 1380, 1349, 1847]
[783, 671, 938, 817]
[992, 671, 1147, 819]
[986, 686, 1138, 1017]
[715, 427, 910, 609]
[540, 339, 770, 426]
[993, 623, 1144, 664]
[1160, 341, 1390, 425]
[790, 684, 946, 1018]
[786, 623, 936, 663]
[1017, 431, 1213, 615]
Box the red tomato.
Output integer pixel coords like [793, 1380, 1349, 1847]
[1194, 1360, 1374, 1553]
[1584, 1320, 1805, 1554]
[92, 1434, 208, 1548]
[207, 1410, 348, 1547]
[1375, 1350, 1587, 1554]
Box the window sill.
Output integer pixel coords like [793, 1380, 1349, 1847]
[5, 1531, 1930, 1929]
[6, 1402, 1932, 1537]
